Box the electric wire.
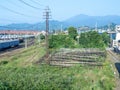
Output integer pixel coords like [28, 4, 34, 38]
[0, 1, 45, 28]
[18, 0, 42, 10]
[5, 0, 42, 18]
[30, 0, 45, 6]
[0, 5, 38, 18]
[6, 0, 22, 7]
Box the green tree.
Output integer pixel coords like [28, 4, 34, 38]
[79, 31, 105, 48]
[101, 32, 110, 46]
[40, 34, 45, 40]
[68, 26, 78, 40]
[49, 35, 75, 48]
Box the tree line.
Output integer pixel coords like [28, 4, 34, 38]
[40, 26, 110, 49]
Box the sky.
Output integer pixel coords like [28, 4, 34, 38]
[0, 0, 120, 25]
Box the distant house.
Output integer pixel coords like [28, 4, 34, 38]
[39, 31, 46, 35]
[78, 26, 90, 33]
[64, 31, 68, 35]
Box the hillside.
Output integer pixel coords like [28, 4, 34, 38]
[65, 14, 120, 27]
[0, 20, 66, 31]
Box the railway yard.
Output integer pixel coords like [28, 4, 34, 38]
[0, 38, 120, 90]
[0, 38, 119, 90]
[0, 46, 116, 90]
[0, 41, 45, 67]
[49, 48, 106, 67]
[1, 0, 120, 89]
[0, 37, 35, 54]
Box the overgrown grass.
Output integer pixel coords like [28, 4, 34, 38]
[0, 43, 115, 90]
[0, 44, 46, 67]
[0, 61, 115, 90]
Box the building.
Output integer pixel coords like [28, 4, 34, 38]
[78, 26, 90, 33]
[112, 25, 120, 48]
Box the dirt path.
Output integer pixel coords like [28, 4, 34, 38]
[107, 48, 120, 90]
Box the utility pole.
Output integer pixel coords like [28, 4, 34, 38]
[43, 6, 51, 64]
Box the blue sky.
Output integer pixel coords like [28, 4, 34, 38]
[0, 0, 120, 25]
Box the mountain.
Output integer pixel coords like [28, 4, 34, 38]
[64, 14, 120, 27]
[0, 20, 65, 31]
[1, 14, 120, 30]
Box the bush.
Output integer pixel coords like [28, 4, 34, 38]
[79, 31, 105, 48]
[49, 35, 75, 48]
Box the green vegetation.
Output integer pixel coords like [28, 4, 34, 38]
[0, 28, 115, 90]
[79, 31, 105, 48]
[49, 26, 79, 49]
[79, 31, 110, 48]
[0, 45, 46, 67]
[49, 29, 110, 49]
[101, 32, 110, 46]
[68, 26, 78, 40]
[49, 35, 75, 48]
[0, 61, 115, 90]
[40, 34, 45, 40]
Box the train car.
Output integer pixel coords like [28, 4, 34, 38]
[0, 41, 10, 49]
[0, 40, 19, 50]
[113, 47, 120, 53]
[13, 40, 19, 46]
[18, 35, 35, 43]
[113, 25, 120, 53]
[113, 40, 120, 53]
[19, 38, 24, 43]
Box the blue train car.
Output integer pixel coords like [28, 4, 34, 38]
[0, 41, 10, 49]
[0, 40, 19, 50]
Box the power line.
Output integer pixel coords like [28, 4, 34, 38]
[18, 0, 42, 10]
[6, 0, 28, 10]
[0, 5, 37, 18]
[30, 0, 45, 7]
[6, 0, 23, 7]
[5, 0, 41, 18]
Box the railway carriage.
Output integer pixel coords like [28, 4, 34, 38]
[113, 41, 120, 53]
[0, 40, 19, 50]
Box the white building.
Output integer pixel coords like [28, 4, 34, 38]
[113, 25, 120, 48]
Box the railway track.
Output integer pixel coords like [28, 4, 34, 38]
[107, 49, 120, 90]
[0, 38, 35, 58]
[107, 50, 120, 62]
[0, 47, 23, 58]
[49, 49, 105, 67]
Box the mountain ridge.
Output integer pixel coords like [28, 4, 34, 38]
[0, 14, 120, 30]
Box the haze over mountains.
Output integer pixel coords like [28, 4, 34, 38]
[0, 14, 120, 30]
